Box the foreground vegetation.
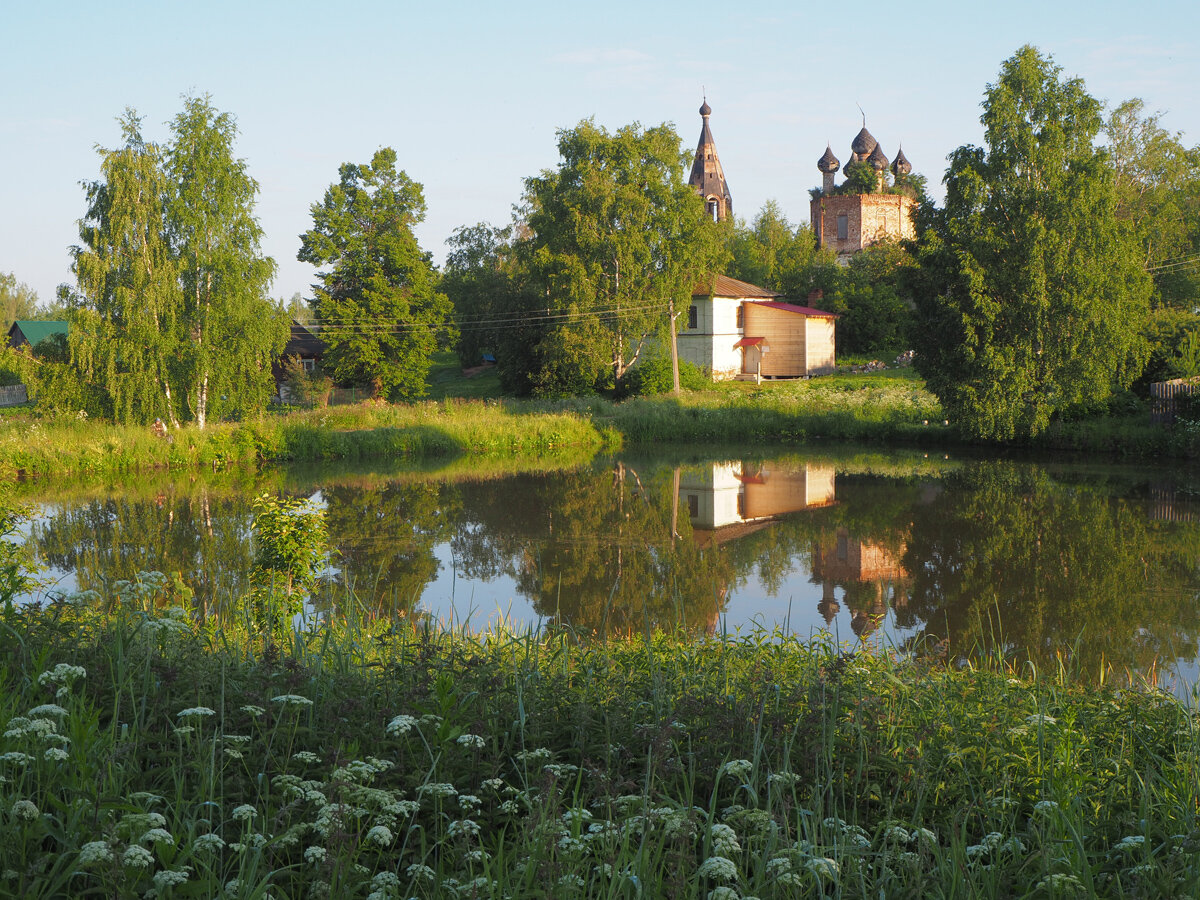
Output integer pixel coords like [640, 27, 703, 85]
[2, 584, 1198, 899]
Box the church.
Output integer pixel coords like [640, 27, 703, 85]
[677, 101, 914, 380]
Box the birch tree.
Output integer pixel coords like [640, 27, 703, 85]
[72, 111, 183, 425]
[166, 95, 283, 428]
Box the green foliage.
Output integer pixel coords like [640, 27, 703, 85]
[442, 222, 520, 368]
[1105, 98, 1200, 310]
[166, 95, 286, 426]
[251, 493, 327, 595]
[70, 100, 285, 428]
[824, 239, 917, 356]
[0, 485, 35, 606]
[840, 158, 880, 193]
[725, 200, 838, 298]
[280, 356, 332, 408]
[299, 149, 452, 401]
[913, 46, 1153, 440]
[512, 119, 727, 396]
[0, 271, 39, 335]
[618, 352, 708, 397]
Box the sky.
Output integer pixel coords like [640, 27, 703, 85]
[3, 0, 1198, 309]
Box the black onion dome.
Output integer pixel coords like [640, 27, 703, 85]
[699, 100, 712, 117]
[891, 146, 912, 176]
[851, 125, 877, 157]
[817, 144, 840, 173]
[868, 142, 889, 170]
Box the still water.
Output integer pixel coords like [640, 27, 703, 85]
[15, 448, 1200, 691]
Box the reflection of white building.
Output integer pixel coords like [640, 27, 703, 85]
[679, 462, 836, 544]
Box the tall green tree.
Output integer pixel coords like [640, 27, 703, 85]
[72, 111, 183, 424]
[726, 200, 836, 297]
[298, 149, 451, 401]
[913, 46, 1152, 439]
[516, 120, 726, 395]
[72, 100, 284, 427]
[443, 222, 521, 368]
[0, 272, 39, 335]
[166, 95, 284, 427]
[1105, 98, 1200, 309]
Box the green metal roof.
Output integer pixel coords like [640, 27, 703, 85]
[9, 320, 68, 350]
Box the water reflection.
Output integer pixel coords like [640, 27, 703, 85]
[17, 452, 1200, 687]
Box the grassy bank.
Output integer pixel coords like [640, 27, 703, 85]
[0, 402, 616, 480]
[3, 369, 1195, 480]
[2, 589, 1197, 898]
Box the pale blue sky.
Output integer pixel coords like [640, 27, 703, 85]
[3, 0, 1197, 307]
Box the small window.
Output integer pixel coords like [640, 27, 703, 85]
[836, 214, 848, 241]
[736, 305, 744, 329]
[688, 305, 698, 330]
[687, 494, 699, 518]
[302, 359, 315, 372]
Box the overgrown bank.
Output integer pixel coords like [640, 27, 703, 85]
[2, 596, 1197, 898]
[2, 371, 1196, 480]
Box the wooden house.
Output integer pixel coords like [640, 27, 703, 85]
[678, 276, 837, 381]
[7, 320, 68, 353]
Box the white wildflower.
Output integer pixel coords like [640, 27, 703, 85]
[176, 707, 216, 719]
[557, 873, 585, 889]
[291, 750, 322, 765]
[385, 714, 417, 736]
[1112, 834, 1146, 852]
[365, 825, 393, 846]
[172, 726, 195, 736]
[10, 799, 39, 821]
[514, 747, 552, 762]
[696, 856, 738, 882]
[406, 863, 435, 881]
[805, 857, 839, 882]
[27, 704, 68, 718]
[44, 747, 69, 762]
[1033, 800, 1060, 816]
[153, 868, 191, 888]
[456, 733, 485, 749]
[0, 752, 33, 766]
[304, 846, 327, 864]
[38, 664, 86, 686]
[708, 888, 740, 900]
[1025, 713, 1057, 727]
[710, 823, 741, 856]
[78, 841, 115, 865]
[448, 819, 480, 838]
[231, 805, 256, 822]
[193, 833, 226, 852]
[417, 782, 458, 800]
[910, 827, 938, 848]
[270, 694, 313, 708]
[720, 759, 753, 780]
[240, 705, 265, 718]
[122, 845, 154, 868]
[141, 828, 174, 844]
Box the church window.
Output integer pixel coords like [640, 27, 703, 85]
[688, 305, 698, 330]
[837, 215, 848, 241]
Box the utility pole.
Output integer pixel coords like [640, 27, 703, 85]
[668, 299, 681, 397]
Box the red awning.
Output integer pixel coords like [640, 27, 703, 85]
[733, 336, 763, 349]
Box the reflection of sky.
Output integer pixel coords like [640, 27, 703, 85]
[414, 539, 921, 656]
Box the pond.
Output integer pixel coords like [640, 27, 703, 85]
[12, 447, 1200, 692]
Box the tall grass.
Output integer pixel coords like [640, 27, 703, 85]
[2, 582, 1197, 898]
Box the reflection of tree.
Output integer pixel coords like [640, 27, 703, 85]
[898, 463, 1200, 676]
[451, 464, 736, 635]
[31, 490, 252, 615]
[321, 482, 458, 618]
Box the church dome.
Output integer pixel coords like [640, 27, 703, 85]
[699, 100, 712, 117]
[868, 142, 889, 170]
[851, 125, 877, 158]
[891, 146, 912, 177]
[817, 145, 840, 173]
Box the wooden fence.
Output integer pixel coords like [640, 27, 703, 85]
[0, 384, 28, 407]
[1150, 377, 1199, 424]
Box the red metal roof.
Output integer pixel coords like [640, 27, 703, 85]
[748, 300, 838, 318]
[692, 274, 781, 299]
[732, 336, 763, 349]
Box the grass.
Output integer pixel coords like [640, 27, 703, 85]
[1, 578, 1198, 898]
[3, 366, 1196, 481]
[425, 352, 504, 401]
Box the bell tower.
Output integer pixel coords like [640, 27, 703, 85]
[688, 99, 733, 222]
